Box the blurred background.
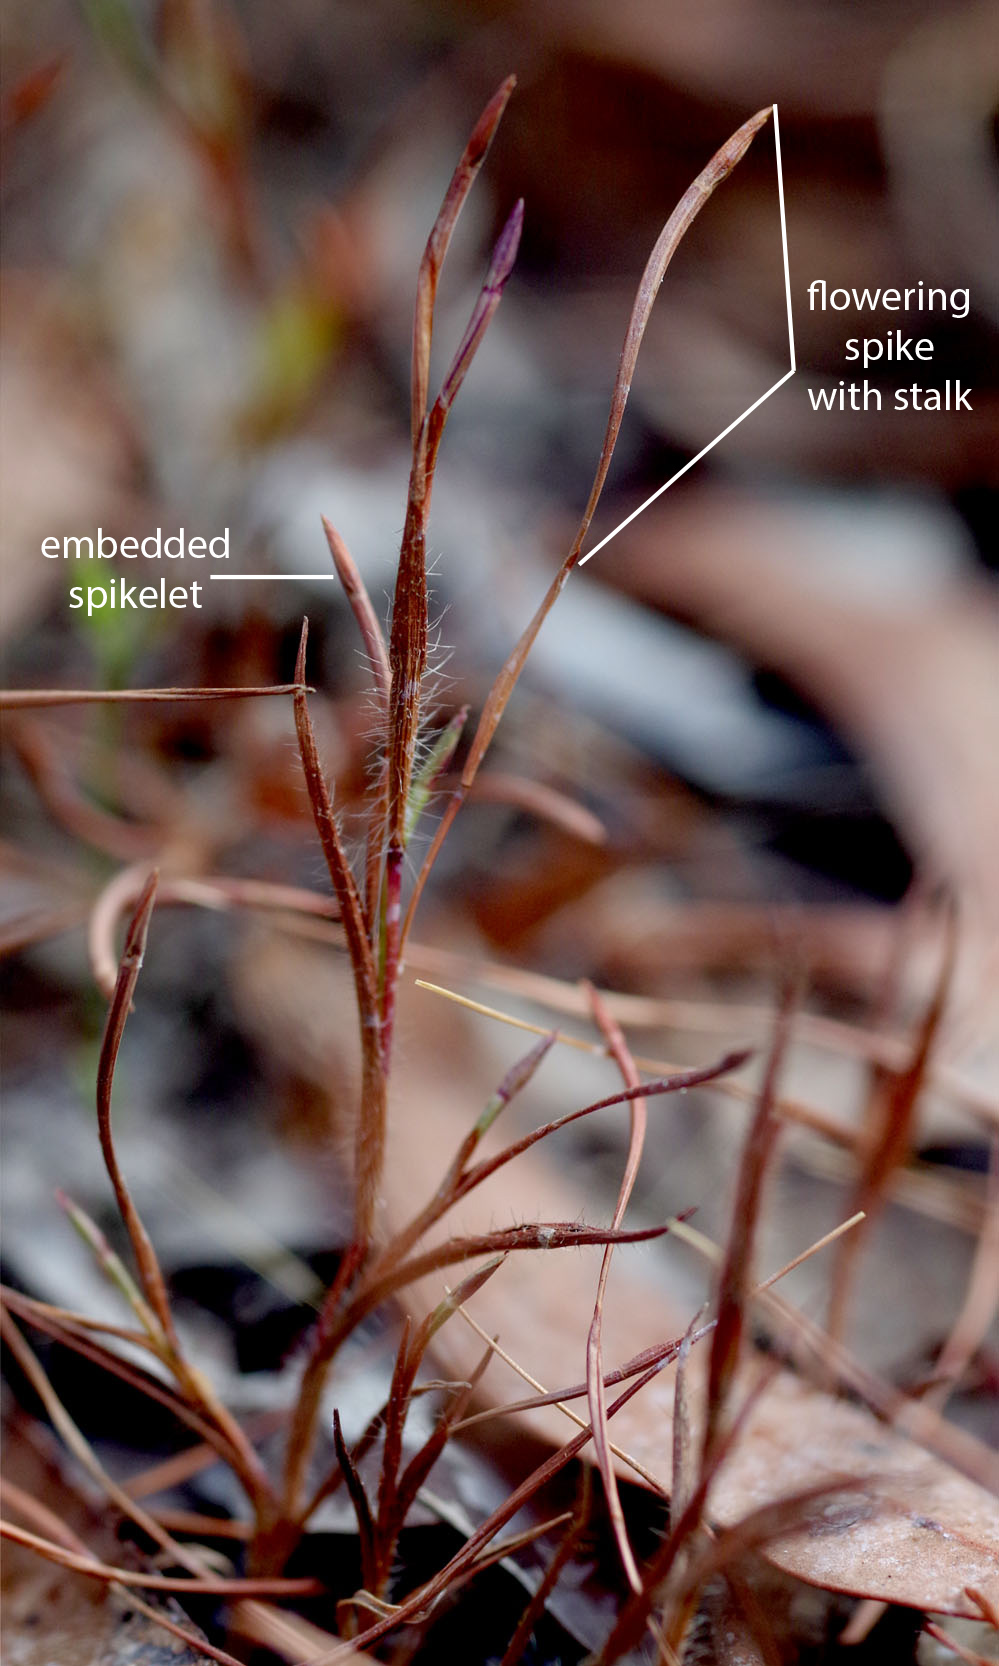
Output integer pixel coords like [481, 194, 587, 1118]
[4, 0, 997, 909]
[2, 0, 998, 1535]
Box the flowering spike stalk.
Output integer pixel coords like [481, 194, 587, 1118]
[401, 108, 773, 948]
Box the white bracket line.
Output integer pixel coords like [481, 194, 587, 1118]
[213, 106, 794, 585]
[579, 103, 796, 566]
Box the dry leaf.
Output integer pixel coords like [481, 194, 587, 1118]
[383, 980, 999, 1622]
[609, 497, 999, 1064]
[1, 1413, 215, 1666]
[703, 1371, 999, 1618]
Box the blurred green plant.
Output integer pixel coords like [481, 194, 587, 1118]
[66, 563, 159, 690]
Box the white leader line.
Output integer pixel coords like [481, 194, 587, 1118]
[579, 103, 796, 566]
[211, 574, 344, 579]
[773, 104, 796, 376]
[213, 108, 795, 585]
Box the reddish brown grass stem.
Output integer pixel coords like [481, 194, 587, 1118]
[401, 107, 773, 948]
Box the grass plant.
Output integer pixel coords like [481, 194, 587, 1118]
[4, 80, 985, 1665]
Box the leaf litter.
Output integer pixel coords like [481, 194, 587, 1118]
[2, 41, 997, 1665]
[383, 971, 999, 1624]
